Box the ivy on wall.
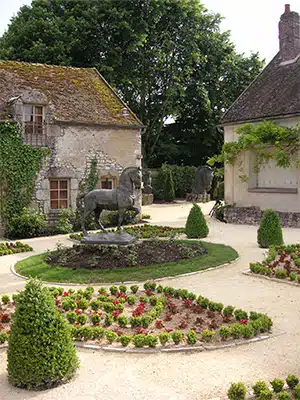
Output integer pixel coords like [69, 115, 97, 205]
[85, 158, 98, 192]
[0, 122, 49, 230]
[208, 121, 300, 181]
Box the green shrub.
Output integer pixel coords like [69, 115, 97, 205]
[186, 330, 198, 345]
[91, 313, 101, 325]
[105, 330, 118, 344]
[278, 392, 291, 400]
[286, 374, 299, 390]
[149, 296, 158, 306]
[7, 279, 79, 389]
[227, 382, 247, 400]
[198, 297, 209, 309]
[103, 303, 115, 313]
[55, 208, 74, 234]
[185, 204, 209, 239]
[219, 325, 231, 340]
[146, 334, 158, 348]
[120, 334, 132, 347]
[117, 315, 128, 328]
[119, 285, 127, 293]
[208, 301, 223, 313]
[66, 312, 77, 324]
[61, 297, 76, 311]
[127, 295, 136, 305]
[234, 309, 248, 321]
[104, 314, 114, 327]
[139, 295, 148, 303]
[77, 298, 89, 310]
[130, 285, 139, 294]
[257, 209, 284, 248]
[90, 299, 100, 311]
[157, 285, 163, 293]
[1, 295, 10, 304]
[92, 326, 104, 340]
[153, 164, 175, 201]
[270, 378, 284, 393]
[0, 330, 9, 344]
[200, 329, 215, 343]
[130, 317, 142, 328]
[229, 324, 244, 339]
[223, 305, 235, 316]
[8, 208, 47, 239]
[290, 272, 297, 281]
[275, 269, 288, 279]
[252, 381, 268, 397]
[77, 314, 88, 325]
[171, 330, 182, 345]
[98, 287, 107, 295]
[110, 286, 118, 295]
[159, 332, 170, 346]
[242, 324, 254, 338]
[258, 389, 273, 400]
[133, 334, 147, 348]
[293, 383, 300, 399]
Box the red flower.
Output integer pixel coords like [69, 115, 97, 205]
[178, 321, 188, 329]
[240, 319, 248, 325]
[62, 291, 69, 297]
[75, 309, 81, 315]
[112, 310, 120, 319]
[135, 327, 148, 335]
[184, 299, 192, 307]
[145, 289, 154, 296]
[166, 328, 173, 333]
[1, 313, 10, 323]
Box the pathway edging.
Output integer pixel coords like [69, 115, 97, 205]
[243, 270, 300, 287]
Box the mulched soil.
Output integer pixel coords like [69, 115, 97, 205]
[47, 240, 206, 270]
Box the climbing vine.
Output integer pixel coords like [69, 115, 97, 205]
[85, 158, 98, 192]
[208, 121, 300, 180]
[0, 122, 49, 230]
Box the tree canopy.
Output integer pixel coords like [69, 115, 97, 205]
[0, 0, 264, 166]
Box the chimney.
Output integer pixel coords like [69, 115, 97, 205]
[279, 4, 300, 62]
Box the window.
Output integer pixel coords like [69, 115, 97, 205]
[24, 104, 46, 146]
[101, 178, 114, 189]
[50, 179, 69, 209]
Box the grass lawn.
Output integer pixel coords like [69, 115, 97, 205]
[15, 241, 238, 284]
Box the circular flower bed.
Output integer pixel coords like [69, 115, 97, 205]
[0, 242, 33, 256]
[0, 283, 273, 349]
[69, 225, 185, 242]
[250, 244, 300, 283]
[47, 240, 206, 270]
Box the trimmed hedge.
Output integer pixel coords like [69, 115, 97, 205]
[7, 279, 79, 389]
[185, 204, 209, 238]
[257, 209, 284, 248]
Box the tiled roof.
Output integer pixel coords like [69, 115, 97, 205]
[0, 60, 142, 126]
[221, 53, 300, 124]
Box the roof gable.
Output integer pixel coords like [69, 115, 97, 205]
[221, 53, 300, 125]
[0, 60, 142, 127]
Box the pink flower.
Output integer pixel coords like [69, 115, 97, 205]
[240, 319, 248, 325]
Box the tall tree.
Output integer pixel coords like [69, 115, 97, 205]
[0, 0, 264, 166]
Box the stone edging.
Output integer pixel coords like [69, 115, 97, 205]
[243, 270, 300, 287]
[73, 332, 272, 354]
[10, 256, 239, 286]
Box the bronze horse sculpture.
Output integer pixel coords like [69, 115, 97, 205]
[77, 167, 142, 236]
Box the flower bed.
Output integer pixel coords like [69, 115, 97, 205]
[0, 283, 272, 349]
[249, 244, 300, 283]
[69, 225, 185, 241]
[0, 242, 33, 256]
[228, 374, 300, 399]
[47, 240, 206, 270]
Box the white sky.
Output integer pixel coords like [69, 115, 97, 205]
[0, 0, 300, 63]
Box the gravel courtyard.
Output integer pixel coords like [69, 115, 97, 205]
[0, 201, 300, 400]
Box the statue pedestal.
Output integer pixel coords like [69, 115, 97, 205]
[142, 193, 153, 205]
[81, 232, 136, 245]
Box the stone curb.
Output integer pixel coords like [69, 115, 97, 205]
[73, 333, 271, 354]
[10, 255, 239, 286]
[207, 383, 291, 400]
[243, 270, 300, 287]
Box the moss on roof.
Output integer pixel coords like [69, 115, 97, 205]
[0, 60, 142, 126]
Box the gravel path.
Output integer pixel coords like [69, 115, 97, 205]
[1, 202, 300, 399]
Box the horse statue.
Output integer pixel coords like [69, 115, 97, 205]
[77, 166, 142, 236]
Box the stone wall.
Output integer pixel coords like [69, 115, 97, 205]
[225, 206, 300, 228]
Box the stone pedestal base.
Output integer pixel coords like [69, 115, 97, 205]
[81, 232, 136, 245]
[142, 193, 154, 205]
[186, 193, 211, 203]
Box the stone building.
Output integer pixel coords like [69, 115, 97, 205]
[0, 60, 143, 224]
[221, 4, 300, 226]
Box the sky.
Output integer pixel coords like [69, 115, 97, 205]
[0, 0, 300, 63]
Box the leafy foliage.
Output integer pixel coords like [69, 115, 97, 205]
[227, 382, 247, 400]
[0, 1, 264, 167]
[7, 279, 79, 389]
[185, 204, 209, 238]
[257, 209, 284, 249]
[0, 123, 49, 236]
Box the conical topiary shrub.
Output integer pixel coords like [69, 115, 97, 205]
[7, 279, 79, 389]
[257, 209, 284, 248]
[163, 166, 175, 202]
[185, 204, 209, 238]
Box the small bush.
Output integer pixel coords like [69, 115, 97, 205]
[1, 295, 10, 305]
[8, 208, 47, 239]
[258, 389, 273, 400]
[252, 381, 268, 397]
[201, 329, 215, 343]
[110, 286, 118, 296]
[278, 392, 291, 400]
[133, 334, 147, 348]
[127, 295, 136, 305]
[55, 208, 74, 234]
[270, 378, 285, 393]
[77, 314, 88, 325]
[275, 269, 288, 279]
[61, 297, 76, 311]
[0, 330, 9, 344]
[104, 314, 114, 327]
[286, 374, 299, 390]
[90, 299, 100, 311]
[234, 309, 248, 321]
[223, 305, 235, 316]
[257, 209, 284, 248]
[92, 326, 104, 340]
[120, 334, 132, 347]
[7, 279, 79, 389]
[117, 315, 128, 328]
[66, 312, 77, 324]
[146, 334, 158, 348]
[219, 326, 231, 340]
[159, 332, 170, 346]
[91, 314, 101, 325]
[290, 272, 297, 281]
[227, 382, 247, 400]
[130, 285, 139, 294]
[230, 324, 244, 339]
[171, 330, 182, 345]
[119, 285, 127, 293]
[186, 330, 198, 345]
[103, 303, 115, 313]
[77, 298, 89, 310]
[293, 383, 300, 399]
[185, 204, 209, 239]
[105, 330, 118, 344]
